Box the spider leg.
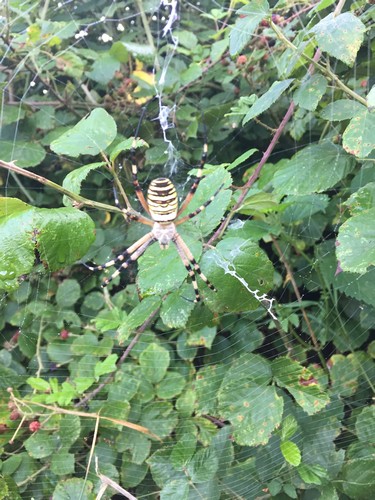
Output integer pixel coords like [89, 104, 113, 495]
[176, 140, 208, 217]
[173, 238, 201, 302]
[175, 183, 224, 226]
[113, 185, 154, 226]
[174, 233, 217, 302]
[101, 235, 155, 287]
[84, 232, 155, 283]
[130, 137, 151, 215]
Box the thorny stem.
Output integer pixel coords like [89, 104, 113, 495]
[75, 303, 161, 408]
[208, 100, 296, 246]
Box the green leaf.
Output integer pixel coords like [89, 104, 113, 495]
[139, 343, 170, 384]
[320, 99, 366, 121]
[186, 447, 219, 483]
[229, 0, 270, 56]
[109, 137, 147, 162]
[294, 74, 327, 111]
[62, 162, 106, 206]
[219, 384, 283, 446]
[56, 279, 81, 307]
[50, 452, 75, 475]
[59, 414, 81, 450]
[27, 377, 51, 392]
[117, 295, 161, 343]
[156, 372, 186, 399]
[87, 54, 120, 84]
[0, 198, 95, 291]
[171, 434, 196, 469]
[281, 415, 299, 441]
[243, 79, 294, 124]
[227, 149, 258, 171]
[180, 63, 202, 86]
[201, 237, 274, 313]
[1, 104, 26, 125]
[280, 440, 301, 466]
[0, 140, 46, 168]
[311, 12, 365, 66]
[187, 326, 217, 349]
[329, 354, 359, 397]
[272, 142, 354, 195]
[94, 354, 118, 379]
[50, 108, 117, 157]
[297, 463, 327, 485]
[216, 354, 281, 446]
[340, 457, 375, 499]
[140, 402, 178, 439]
[355, 406, 375, 444]
[195, 364, 227, 415]
[344, 182, 375, 216]
[272, 357, 329, 415]
[160, 289, 195, 329]
[181, 166, 232, 237]
[160, 479, 190, 500]
[55, 51, 84, 78]
[52, 478, 93, 500]
[342, 108, 375, 158]
[24, 432, 55, 459]
[337, 207, 375, 273]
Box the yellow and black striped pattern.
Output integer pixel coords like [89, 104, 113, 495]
[147, 178, 178, 223]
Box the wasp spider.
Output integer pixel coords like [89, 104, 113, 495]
[86, 136, 222, 302]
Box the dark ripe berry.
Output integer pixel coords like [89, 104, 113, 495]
[260, 19, 269, 27]
[60, 329, 69, 340]
[29, 421, 41, 432]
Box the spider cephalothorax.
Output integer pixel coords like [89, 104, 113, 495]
[86, 138, 221, 302]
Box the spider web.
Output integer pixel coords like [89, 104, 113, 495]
[0, 1, 374, 498]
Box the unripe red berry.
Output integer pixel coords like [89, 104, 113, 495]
[29, 421, 41, 432]
[60, 329, 69, 340]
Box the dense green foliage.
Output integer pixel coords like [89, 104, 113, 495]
[0, 0, 374, 498]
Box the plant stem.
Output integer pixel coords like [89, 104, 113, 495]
[208, 100, 296, 245]
[136, 0, 159, 71]
[0, 159, 133, 216]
